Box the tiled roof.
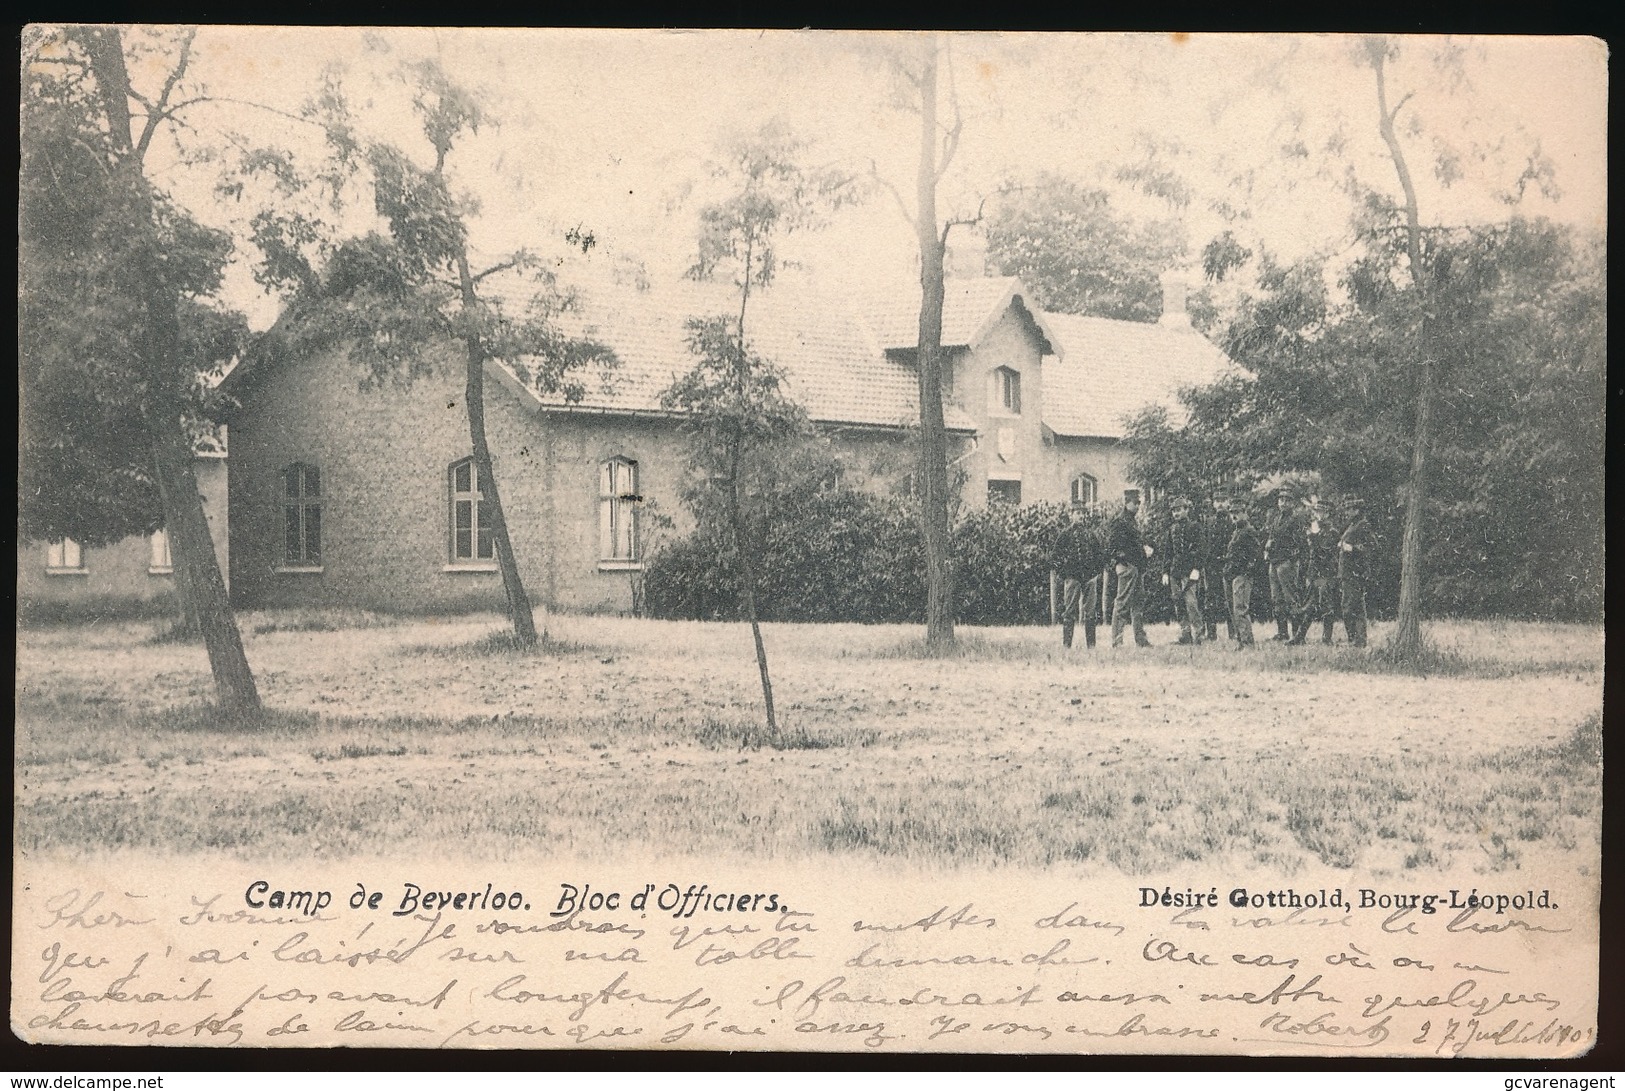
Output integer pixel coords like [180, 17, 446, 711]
[1039, 312, 1241, 438]
[236, 270, 1236, 444]
[865, 276, 1056, 354]
[517, 278, 978, 432]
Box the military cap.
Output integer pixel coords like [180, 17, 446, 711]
[1123, 488, 1141, 503]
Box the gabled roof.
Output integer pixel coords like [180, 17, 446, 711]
[229, 271, 1239, 444]
[866, 275, 1059, 355]
[523, 278, 980, 432]
[1039, 311, 1241, 438]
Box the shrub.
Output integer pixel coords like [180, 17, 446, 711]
[644, 486, 927, 623]
[953, 500, 1070, 625]
[646, 488, 1121, 626]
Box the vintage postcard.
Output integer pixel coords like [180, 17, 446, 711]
[15, 28, 1605, 1057]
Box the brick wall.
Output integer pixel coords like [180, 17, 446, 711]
[17, 456, 229, 617]
[1046, 435, 1137, 509]
[949, 308, 1051, 507]
[230, 318, 1064, 618]
[940, 302, 1145, 512]
[228, 345, 715, 615]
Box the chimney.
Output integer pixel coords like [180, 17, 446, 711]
[1159, 270, 1191, 328]
[945, 227, 989, 279]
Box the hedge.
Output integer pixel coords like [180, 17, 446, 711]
[643, 491, 1151, 626]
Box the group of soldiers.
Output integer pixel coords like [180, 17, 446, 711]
[1050, 486, 1375, 652]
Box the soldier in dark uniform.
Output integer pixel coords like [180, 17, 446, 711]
[1338, 496, 1375, 648]
[1161, 496, 1205, 645]
[1223, 500, 1263, 648]
[1050, 501, 1103, 650]
[1264, 488, 1312, 644]
[1107, 489, 1153, 648]
[1201, 497, 1230, 642]
[1304, 496, 1340, 645]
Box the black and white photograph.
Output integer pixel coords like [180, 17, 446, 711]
[14, 27, 1605, 1057]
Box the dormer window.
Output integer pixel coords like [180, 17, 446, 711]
[991, 366, 1021, 416]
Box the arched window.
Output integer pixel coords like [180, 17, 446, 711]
[599, 457, 641, 562]
[283, 463, 322, 564]
[449, 458, 493, 562]
[990, 365, 1022, 416]
[1070, 472, 1098, 508]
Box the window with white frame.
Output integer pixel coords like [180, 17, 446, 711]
[450, 457, 495, 562]
[149, 528, 173, 574]
[990, 366, 1022, 416]
[599, 457, 641, 563]
[46, 538, 84, 573]
[283, 463, 322, 565]
[1070, 473, 1098, 508]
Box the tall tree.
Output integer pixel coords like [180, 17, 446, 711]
[1363, 35, 1435, 660]
[662, 122, 852, 733]
[986, 174, 1187, 322]
[21, 27, 260, 713]
[246, 57, 615, 648]
[1125, 215, 1603, 624]
[896, 35, 961, 649]
[866, 34, 1047, 647]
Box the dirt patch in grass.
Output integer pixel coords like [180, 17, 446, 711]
[401, 630, 600, 659]
[695, 716, 880, 752]
[248, 608, 403, 635]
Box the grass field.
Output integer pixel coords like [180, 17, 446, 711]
[14, 611, 1603, 874]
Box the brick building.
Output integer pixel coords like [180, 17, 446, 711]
[16, 449, 230, 620]
[219, 269, 1237, 616]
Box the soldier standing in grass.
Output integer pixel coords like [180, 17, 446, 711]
[1264, 487, 1312, 645]
[1304, 497, 1340, 645]
[1223, 500, 1263, 648]
[1051, 500, 1104, 650]
[1107, 489, 1153, 648]
[1161, 496, 1206, 645]
[1338, 495, 1374, 648]
[1201, 496, 1231, 642]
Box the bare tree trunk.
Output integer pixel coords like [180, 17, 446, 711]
[149, 417, 260, 711]
[1368, 38, 1432, 660]
[155, 445, 201, 640]
[457, 259, 542, 648]
[728, 241, 777, 732]
[729, 459, 777, 734]
[83, 26, 260, 714]
[914, 37, 956, 649]
[1392, 364, 1433, 655]
[169, 523, 202, 639]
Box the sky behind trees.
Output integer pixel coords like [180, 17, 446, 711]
[149, 29, 1606, 330]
